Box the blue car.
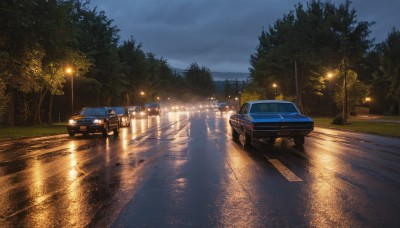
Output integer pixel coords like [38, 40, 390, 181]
[229, 100, 313, 146]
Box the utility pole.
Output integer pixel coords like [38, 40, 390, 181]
[294, 58, 300, 109]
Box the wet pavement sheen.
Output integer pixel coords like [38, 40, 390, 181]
[1, 111, 400, 227]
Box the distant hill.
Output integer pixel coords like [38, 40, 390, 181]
[172, 68, 250, 81]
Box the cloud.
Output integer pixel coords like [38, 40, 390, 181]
[90, 0, 400, 72]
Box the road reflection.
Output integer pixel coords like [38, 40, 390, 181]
[306, 139, 351, 226]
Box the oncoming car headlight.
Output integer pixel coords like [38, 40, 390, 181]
[93, 119, 104, 124]
[140, 111, 145, 116]
[69, 119, 77, 125]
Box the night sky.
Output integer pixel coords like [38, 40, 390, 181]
[89, 0, 400, 73]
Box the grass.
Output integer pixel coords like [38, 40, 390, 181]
[312, 117, 400, 137]
[0, 124, 67, 140]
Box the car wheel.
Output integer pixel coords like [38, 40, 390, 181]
[268, 137, 276, 144]
[232, 128, 239, 141]
[102, 122, 109, 137]
[68, 131, 75, 137]
[113, 123, 120, 135]
[242, 131, 252, 148]
[294, 136, 305, 146]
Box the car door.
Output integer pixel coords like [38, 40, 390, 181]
[107, 109, 118, 128]
[232, 103, 249, 131]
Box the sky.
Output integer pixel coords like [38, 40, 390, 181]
[89, 0, 400, 73]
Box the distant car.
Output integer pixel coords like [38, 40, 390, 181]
[112, 106, 131, 127]
[217, 102, 230, 112]
[67, 107, 120, 137]
[128, 106, 147, 119]
[145, 103, 161, 116]
[229, 100, 313, 146]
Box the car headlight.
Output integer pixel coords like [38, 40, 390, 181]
[69, 119, 76, 125]
[93, 119, 103, 124]
[140, 111, 145, 116]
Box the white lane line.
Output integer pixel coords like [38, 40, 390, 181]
[268, 158, 303, 182]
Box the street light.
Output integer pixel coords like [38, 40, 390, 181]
[272, 83, 277, 99]
[65, 67, 74, 114]
[327, 73, 334, 118]
[140, 91, 145, 107]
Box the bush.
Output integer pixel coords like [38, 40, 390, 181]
[331, 115, 345, 125]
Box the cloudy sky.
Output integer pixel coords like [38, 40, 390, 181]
[89, 0, 400, 73]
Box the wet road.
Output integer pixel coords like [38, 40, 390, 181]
[1, 111, 400, 227]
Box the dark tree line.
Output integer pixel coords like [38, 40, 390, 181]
[247, 0, 400, 116]
[0, 0, 215, 126]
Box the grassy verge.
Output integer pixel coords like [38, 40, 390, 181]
[312, 117, 400, 137]
[0, 124, 67, 140]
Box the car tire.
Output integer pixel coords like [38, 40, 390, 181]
[243, 132, 252, 148]
[68, 131, 75, 137]
[294, 136, 305, 146]
[268, 137, 276, 144]
[102, 122, 109, 137]
[113, 123, 120, 135]
[232, 128, 240, 141]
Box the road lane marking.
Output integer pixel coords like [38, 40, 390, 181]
[268, 158, 303, 182]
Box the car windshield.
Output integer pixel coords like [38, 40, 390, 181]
[113, 107, 126, 115]
[250, 103, 298, 113]
[145, 103, 159, 108]
[80, 108, 106, 116]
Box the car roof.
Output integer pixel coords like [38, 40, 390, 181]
[245, 100, 294, 105]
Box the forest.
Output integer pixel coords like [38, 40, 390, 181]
[247, 0, 400, 118]
[0, 0, 215, 126]
[1, 0, 399, 126]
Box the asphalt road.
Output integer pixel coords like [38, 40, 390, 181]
[0, 111, 399, 227]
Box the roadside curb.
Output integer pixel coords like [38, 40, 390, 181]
[314, 126, 400, 139]
[0, 133, 68, 144]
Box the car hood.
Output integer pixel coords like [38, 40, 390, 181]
[70, 115, 107, 120]
[249, 113, 313, 123]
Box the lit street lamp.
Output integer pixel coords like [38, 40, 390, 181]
[327, 73, 334, 118]
[272, 83, 277, 99]
[65, 67, 74, 114]
[140, 91, 145, 106]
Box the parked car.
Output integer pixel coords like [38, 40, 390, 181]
[67, 107, 120, 137]
[112, 106, 131, 127]
[229, 100, 313, 146]
[144, 103, 161, 116]
[128, 106, 147, 119]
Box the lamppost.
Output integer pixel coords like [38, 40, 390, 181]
[327, 73, 334, 118]
[140, 91, 145, 107]
[272, 83, 277, 99]
[65, 67, 74, 114]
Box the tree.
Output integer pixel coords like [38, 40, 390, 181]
[248, 0, 372, 116]
[375, 28, 400, 115]
[223, 80, 232, 98]
[333, 69, 369, 114]
[184, 63, 216, 99]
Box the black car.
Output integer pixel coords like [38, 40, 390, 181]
[144, 103, 161, 116]
[67, 107, 120, 137]
[112, 106, 131, 127]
